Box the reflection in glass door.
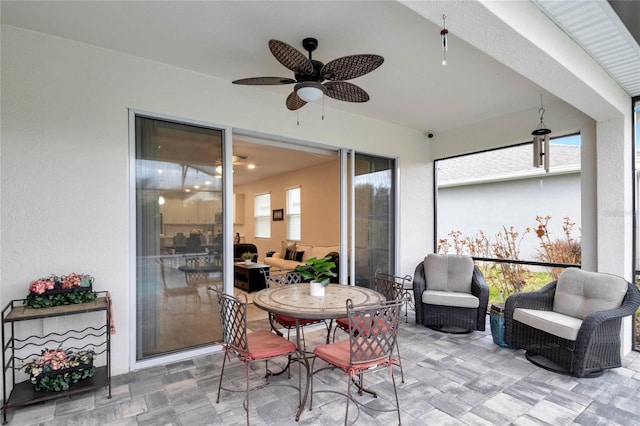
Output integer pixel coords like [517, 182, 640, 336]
[352, 153, 396, 288]
[134, 115, 223, 360]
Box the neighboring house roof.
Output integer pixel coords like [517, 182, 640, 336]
[437, 144, 581, 186]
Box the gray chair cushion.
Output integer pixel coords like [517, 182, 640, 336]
[514, 308, 582, 341]
[553, 268, 628, 320]
[422, 290, 479, 308]
[424, 254, 474, 293]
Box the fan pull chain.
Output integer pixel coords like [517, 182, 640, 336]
[322, 96, 325, 121]
[297, 109, 299, 126]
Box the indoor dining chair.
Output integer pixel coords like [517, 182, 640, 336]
[213, 289, 300, 425]
[310, 298, 403, 425]
[183, 254, 220, 289]
[157, 258, 200, 313]
[332, 270, 409, 383]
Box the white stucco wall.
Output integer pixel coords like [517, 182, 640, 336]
[438, 173, 581, 261]
[1, 0, 636, 379]
[0, 25, 428, 376]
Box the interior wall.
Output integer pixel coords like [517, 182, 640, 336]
[234, 159, 340, 259]
[1, 25, 428, 375]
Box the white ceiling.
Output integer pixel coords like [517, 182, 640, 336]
[2, 1, 635, 185]
[1, 0, 566, 135]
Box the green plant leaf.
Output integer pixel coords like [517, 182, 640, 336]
[295, 256, 337, 286]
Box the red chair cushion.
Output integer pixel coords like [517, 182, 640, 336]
[245, 330, 296, 360]
[335, 315, 389, 336]
[313, 337, 390, 373]
[275, 314, 323, 328]
[335, 317, 349, 330]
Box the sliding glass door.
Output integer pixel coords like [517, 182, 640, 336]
[351, 153, 396, 288]
[132, 118, 398, 362]
[134, 114, 224, 360]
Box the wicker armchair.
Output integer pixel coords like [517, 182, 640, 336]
[504, 268, 640, 378]
[413, 254, 489, 332]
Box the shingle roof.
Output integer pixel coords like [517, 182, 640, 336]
[437, 144, 581, 183]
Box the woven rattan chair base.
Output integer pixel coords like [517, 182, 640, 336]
[525, 352, 604, 378]
[427, 324, 473, 334]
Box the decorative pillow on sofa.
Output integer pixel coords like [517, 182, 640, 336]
[296, 244, 314, 261]
[281, 240, 297, 255]
[284, 249, 305, 262]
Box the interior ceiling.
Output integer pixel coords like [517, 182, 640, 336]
[2, 1, 637, 181]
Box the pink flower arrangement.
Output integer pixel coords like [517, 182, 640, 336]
[22, 348, 95, 391]
[25, 273, 96, 309]
[61, 273, 83, 289]
[35, 349, 68, 371]
[28, 278, 55, 295]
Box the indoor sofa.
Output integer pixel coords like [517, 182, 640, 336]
[233, 243, 258, 262]
[264, 241, 339, 282]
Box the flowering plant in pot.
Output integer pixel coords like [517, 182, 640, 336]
[25, 273, 96, 309]
[295, 256, 337, 296]
[21, 348, 95, 392]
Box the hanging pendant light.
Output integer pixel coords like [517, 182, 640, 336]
[440, 14, 448, 66]
[532, 93, 551, 172]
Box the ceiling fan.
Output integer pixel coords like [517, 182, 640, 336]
[232, 38, 384, 110]
[214, 155, 252, 175]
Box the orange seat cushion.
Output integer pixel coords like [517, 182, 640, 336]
[313, 337, 391, 373]
[275, 314, 323, 328]
[335, 315, 390, 336]
[244, 330, 296, 360]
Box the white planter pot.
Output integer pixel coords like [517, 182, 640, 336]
[244, 259, 252, 265]
[310, 281, 326, 297]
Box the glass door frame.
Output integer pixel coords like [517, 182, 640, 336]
[129, 116, 399, 369]
[342, 149, 400, 285]
[128, 109, 232, 371]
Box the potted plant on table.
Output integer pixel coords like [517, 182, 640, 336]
[295, 256, 337, 297]
[241, 252, 255, 265]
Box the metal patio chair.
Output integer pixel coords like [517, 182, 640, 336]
[213, 289, 300, 425]
[332, 270, 409, 383]
[310, 298, 403, 425]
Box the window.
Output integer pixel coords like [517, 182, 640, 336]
[254, 193, 271, 238]
[287, 187, 301, 240]
[435, 134, 581, 296]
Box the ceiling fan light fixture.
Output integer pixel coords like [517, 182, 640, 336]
[296, 82, 325, 102]
[234, 38, 383, 111]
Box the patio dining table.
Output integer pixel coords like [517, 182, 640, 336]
[252, 283, 385, 421]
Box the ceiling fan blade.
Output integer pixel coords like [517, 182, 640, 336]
[232, 77, 296, 85]
[269, 39, 314, 75]
[286, 91, 307, 110]
[324, 81, 370, 103]
[321, 54, 384, 81]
